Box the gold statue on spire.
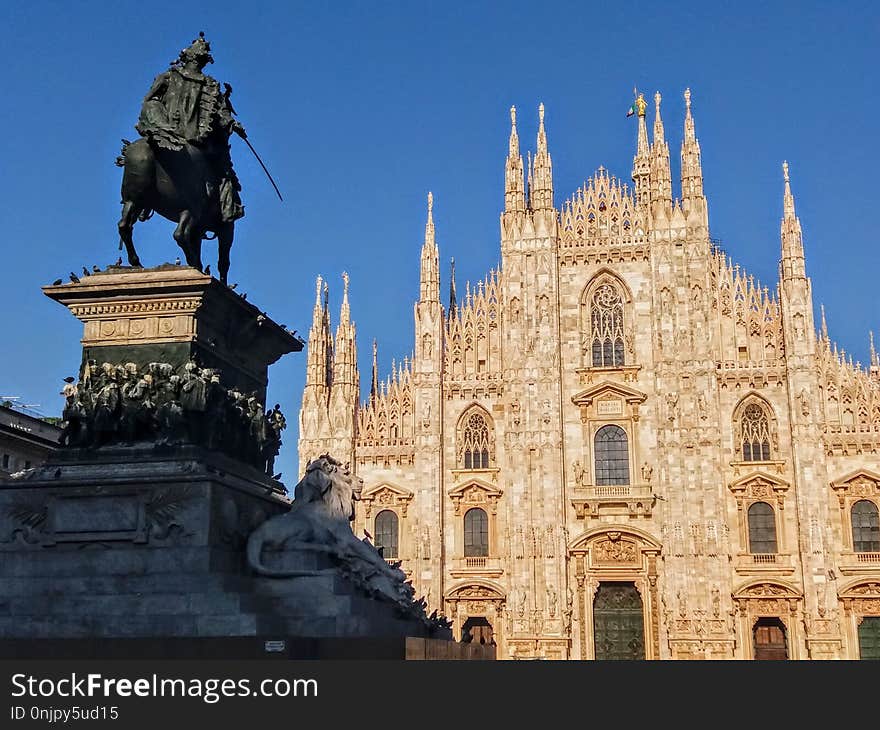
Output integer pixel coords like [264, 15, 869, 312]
[626, 88, 648, 118]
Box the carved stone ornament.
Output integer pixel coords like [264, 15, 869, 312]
[830, 470, 880, 509]
[592, 533, 638, 563]
[733, 582, 801, 618]
[729, 472, 789, 511]
[360, 482, 414, 518]
[449, 479, 502, 516]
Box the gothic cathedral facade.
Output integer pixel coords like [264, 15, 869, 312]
[298, 90, 880, 660]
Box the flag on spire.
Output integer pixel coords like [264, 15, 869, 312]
[626, 88, 647, 118]
[627, 89, 647, 118]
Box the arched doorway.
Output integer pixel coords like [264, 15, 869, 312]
[733, 580, 803, 659]
[444, 582, 505, 655]
[593, 582, 645, 660]
[461, 616, 495, 646]
[753, 617, 788, 660]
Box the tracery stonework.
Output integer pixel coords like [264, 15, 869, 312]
[299, 92, 880, 659]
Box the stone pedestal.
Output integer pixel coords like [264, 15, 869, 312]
[42, 264, 302, 401]
[0, 448, 463, 652]
[0, 447, 290, 640]
[0, 268, 477, 659]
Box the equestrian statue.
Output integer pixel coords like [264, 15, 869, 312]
[117, 33, 276, 285]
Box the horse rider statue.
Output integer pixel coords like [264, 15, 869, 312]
[117, 32, 250, 284]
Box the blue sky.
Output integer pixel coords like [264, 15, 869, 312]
[1, 1, 877, 482]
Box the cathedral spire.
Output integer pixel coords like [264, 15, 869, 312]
[652, 91, 665, 144]
[870, 331, 878, 371]
[306, 275, 333, 393]
[683, 87, 696, 143]
[635, 93, 649, 154]
[322, 280, 332, 387]
[528, 103, 554, 210]
[448, 256, 458, 319]
[680, 87, 707, 226]
[780, 161, 806, 281]
[821, 304, 828, 341]
[332, 272, 358, 393]
[419, 192, 440, 302]
[425, 190, 435, 247]
[339, 270, 350, 327]
[651, 91, 672, 210]
[783, 160, 796, 219]
[631, 91, 651, 209]
[504, 106, 525, 213]
[370, 338, 378, 404]
[312, 274, 323, 325]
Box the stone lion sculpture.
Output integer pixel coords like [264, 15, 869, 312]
[246, 454, 441, 624]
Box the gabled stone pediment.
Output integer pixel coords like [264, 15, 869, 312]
[571, 381, 648, 407]
[829, 469, 880, 507]
[449, 478, 503, 516]
[729, 470, 789, 492]
[362, 482, 414, 500]
[361, 482, 414, 518]
[571, 381, 648, 423]
[830, 469, 880, 491]
[448, 477, 501, 499]
[728, 471, 789, 506]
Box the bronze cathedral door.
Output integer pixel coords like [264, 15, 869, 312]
[858, 616, 880, 659]
[593, 582, 645, 660]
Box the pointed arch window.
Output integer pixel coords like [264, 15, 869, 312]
[464, 507, 489, 557]
[594, 425, 630, 485]
[460, 410, 492, 469]
[590, 284, 626, 367]
[747, 502, 777, 554]
[852, 500, 880, 553]
[740, 403, 772, 461]
[375, 510, 399, 559]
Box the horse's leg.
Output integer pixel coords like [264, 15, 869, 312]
[174, 210, 201, 269]
[172, 210, 189, 257]
[117, 200, 142, 267]
[218, 222, 234, 285]
[185, 218, 204, 273]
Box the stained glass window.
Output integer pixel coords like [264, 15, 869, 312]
[461, 411, 491, 469]
[741, 403, 772, 461]
[590, 284, 626, 367]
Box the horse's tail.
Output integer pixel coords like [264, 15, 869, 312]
[114, 138, 133, 168]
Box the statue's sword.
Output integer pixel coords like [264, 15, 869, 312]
[241, 136, 284, 202]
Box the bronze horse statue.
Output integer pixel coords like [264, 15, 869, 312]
[116, 33, 248, 285]
[116, 137, 235, 284]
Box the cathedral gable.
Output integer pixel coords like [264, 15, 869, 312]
[361, 482, 414, 518]
[449, 479, 502, 516]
